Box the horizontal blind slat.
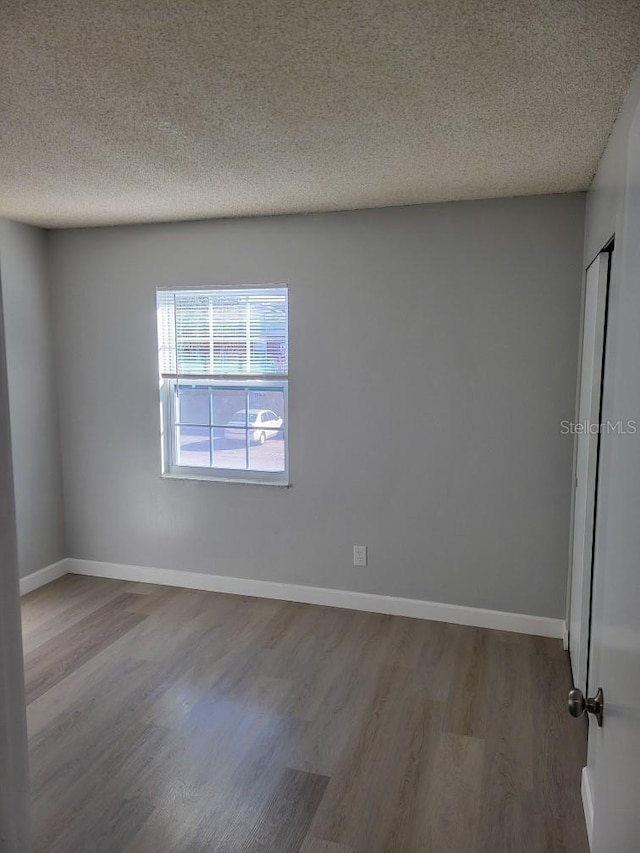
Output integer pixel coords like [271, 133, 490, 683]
[157, 287, 288, 378]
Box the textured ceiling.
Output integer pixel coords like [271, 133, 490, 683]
[1, 1, 640, 228]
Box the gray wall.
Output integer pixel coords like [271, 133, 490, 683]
[0, 220, 65, 577]
[584, 63, 640, 265]
[49, 194, 585, 618]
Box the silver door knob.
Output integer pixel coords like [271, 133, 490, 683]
[568, 687, 604, 727]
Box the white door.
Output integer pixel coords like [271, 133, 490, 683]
[568, 251, 610, 693]
[584, 99, 640, 853]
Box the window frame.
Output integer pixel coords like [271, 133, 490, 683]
[157, 285, 289, 486]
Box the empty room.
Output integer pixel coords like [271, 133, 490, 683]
[1, 1, 640, 851]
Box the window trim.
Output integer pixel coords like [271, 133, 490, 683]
[157, 283, 289, 485]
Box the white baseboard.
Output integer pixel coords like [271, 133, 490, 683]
[562, 621, 569, 650]
[19, 560, 68, 596]
[64, 557, 564, 638]
[581, 766, 594, 849]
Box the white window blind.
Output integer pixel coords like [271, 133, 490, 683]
[157, 287, 288, 378]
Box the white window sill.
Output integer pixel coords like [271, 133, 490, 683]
[161, 472, 290, 487]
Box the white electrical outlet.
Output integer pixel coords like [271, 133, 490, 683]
[353, 545, 367, 567]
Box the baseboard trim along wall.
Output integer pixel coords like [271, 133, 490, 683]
[26, 557, 564, 638]
[581, 766, 594, 850]
[20, 557, 565, 638]
[19, 559, 68, 596]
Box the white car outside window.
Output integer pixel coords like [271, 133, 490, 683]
[224, 409, 283, 444]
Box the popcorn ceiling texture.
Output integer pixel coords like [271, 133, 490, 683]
[1, 0, 640, 228]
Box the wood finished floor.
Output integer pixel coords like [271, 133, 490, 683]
[22, 575, 589, 852]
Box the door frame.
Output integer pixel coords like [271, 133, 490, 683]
[0, 274, 32, 850]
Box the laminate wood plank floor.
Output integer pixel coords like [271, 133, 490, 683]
[22, 575, 589, 852]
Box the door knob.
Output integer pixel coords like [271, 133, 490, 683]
[568, 687, 604, 727]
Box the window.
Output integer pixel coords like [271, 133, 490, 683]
[157, 286, 288, 484]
